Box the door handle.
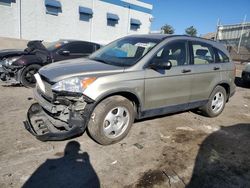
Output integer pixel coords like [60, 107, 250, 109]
[182, 69, 191, 73]
[213, 67, 220, 70]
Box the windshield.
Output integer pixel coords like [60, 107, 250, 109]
[46, 41, 66, 51]
[89, 37, 160, 67]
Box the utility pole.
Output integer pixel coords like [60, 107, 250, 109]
[215, 18, 220, 41]
[90, 0, 95, 42]
[19, 0, 22, 39]
[237, 15, 247, 54]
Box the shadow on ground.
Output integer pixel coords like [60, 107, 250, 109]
[22, 141, 100, 188]
[0, 83, 23, 88]
[186, 123, 250, 188]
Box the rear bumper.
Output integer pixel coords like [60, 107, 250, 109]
[242, 71, 250, 82]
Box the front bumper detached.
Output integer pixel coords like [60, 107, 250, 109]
[24, 91, 92, 141]
[24, 103, 88, 141]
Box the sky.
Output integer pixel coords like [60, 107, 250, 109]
[141, 0, 250, 36]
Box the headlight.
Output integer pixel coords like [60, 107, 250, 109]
[51, 77, 96, 93]
[3, 57, 19, 66]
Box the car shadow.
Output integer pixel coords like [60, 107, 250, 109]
[235, 77, 250, 89]
[1, 83, 23, 87]
[186, 123, 250, 188]
[22, 141, 100, 188]
[134, 110, 186, 123]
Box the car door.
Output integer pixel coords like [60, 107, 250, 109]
[188, 41, 222, 103]
[144, 40, 192, 112]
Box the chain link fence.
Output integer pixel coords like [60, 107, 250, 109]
[216, 22, 250, 62]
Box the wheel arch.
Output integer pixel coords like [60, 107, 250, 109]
[94, 90, 142, 119]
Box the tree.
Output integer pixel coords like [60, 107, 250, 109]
[185, 26, 197, 36]
[161, 24, 175, 34]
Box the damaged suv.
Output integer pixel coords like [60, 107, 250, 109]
[25, 35, 236, 145]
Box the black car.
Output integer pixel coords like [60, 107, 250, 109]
[0, 40, 101, 87]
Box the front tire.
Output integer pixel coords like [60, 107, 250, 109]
[88, 96, 135, 145]
[20, 64, 41, 88]
[200, 86, 227, 117]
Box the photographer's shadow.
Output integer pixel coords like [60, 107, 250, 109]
[22, 141, 100, 188]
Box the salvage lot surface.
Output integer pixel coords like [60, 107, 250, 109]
[0, 64, 249, 188]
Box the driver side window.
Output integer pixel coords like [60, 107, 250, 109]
[152, 41, 188, 67]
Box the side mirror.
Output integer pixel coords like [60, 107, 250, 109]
[58, 50, 70, 56]
[149, 61, 172, 70]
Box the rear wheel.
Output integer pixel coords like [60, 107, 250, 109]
[200, 86, 227, 117]
[20, 64, 41, 88]
[87, 96, 135, 145]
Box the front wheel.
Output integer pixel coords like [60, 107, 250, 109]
[87, 96, 135, 145]
[200, 86, 227, 117]
[20, 64, 41, 88]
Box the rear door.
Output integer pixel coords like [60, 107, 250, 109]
[144, 40, 192, 111]
[188, 41, 222, 103]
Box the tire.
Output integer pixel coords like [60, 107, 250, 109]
[200, 86, 227, 117]
[20, 64, 41, 88]
[87, 96, 135, 145]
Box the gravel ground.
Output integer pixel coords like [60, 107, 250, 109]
[0, 64, 249, 188]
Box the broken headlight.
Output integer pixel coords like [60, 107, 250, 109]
[51, 77, 96, 93]
[3, 57, 20, 66]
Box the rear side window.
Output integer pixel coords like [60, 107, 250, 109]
[65, 43, 94, 54]
[191, 42, 214, 65]
[215, 48, 230, 63]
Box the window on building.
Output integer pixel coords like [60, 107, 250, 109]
[191, 42, 214, 65]
[130, 18, 141, 31]
[0, 0, 14, 6]
[107, 13, 119, 27]
[79, 6, 93, 22]
[45, 0, 62, 16]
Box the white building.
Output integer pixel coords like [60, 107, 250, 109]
[0, 0, 153, 44]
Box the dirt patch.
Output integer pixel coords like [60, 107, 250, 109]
[244, 96, 250, 100]
[54, 152, 64, 157]
[172, 130, 207, 144]
[136, 169, 166, 188]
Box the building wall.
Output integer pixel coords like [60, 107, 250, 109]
[0, 0, 153, 44]
[0, 1, 20, 39]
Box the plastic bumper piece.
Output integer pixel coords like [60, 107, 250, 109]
[24, 103, 86, 141]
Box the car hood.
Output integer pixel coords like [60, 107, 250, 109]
[0, 49, 25, 59]
[39, 58, 125, 83]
